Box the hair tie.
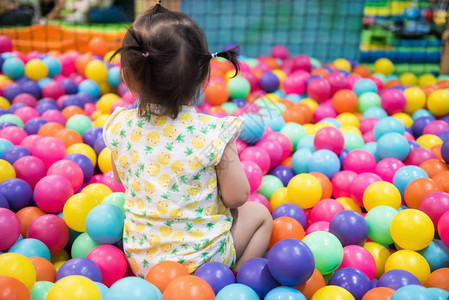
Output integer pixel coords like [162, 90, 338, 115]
[211, 52, 218, 58]
[156, 0, 161, 5]
[142, 52, 149, 57]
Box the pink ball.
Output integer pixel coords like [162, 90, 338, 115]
[404, 147, 437, 166]
[419, 191, 449, 227]
[292, 55, 312, 72]
[87, 245, 127, 287]
[12, 93, 37, 107]
[343, 149, 377, 174]
[121, 92, 137, 104]
[41, 109, 66, 125]
[346, 75, 362, 89]
[314, 127, 344, 155]
[331, 170, 357, 198]
[380, 89, 406, 115]
[12, 51, 26, 63]
[313, 103, 337, 123]
[87, 174, 104, 185]
[326, 71, 347, 95]
[42, 81, 65, 100]
[282, 70, 309, 95]
[0, 207, 21, 251]
[438, 210, 449, 247]
[307, 78, 331, 102]
[13, 156, 47, 188]
[241, 161, 264, 193]
[264, 132, 292, 161]
[423, 120, 449, 136]
[311, 199, 345, 223]
[255, 138, 283, 169]
[84, 103, 97, 117]
[34, 175, 74, 213]
[369, 76, 384, 91]
[362, 130, 376, 143]
[33, 137, 66, 168]
[14, 106, 40, 123]
[338, 245, 376, 280]
[240, 146, 271, 174]
[271, 45, 290, 60]
[0, 126, 27, 145]
[58, 54, 76, 76]
[305, 221, 330, 235]
[235, 139, 248, 155]
[360, 118, 379, 134]
[375, 158, 405, 183]
[0, 35, 13, 53]
[20, 134, 42, 154]
[254, 62, 271, 73]
[240, 71, 259, 92]
[404, 131, 415, 142]
[53, 75, 67, 82]
[26, 214, 69, 254]
[248, 193, 271, 212]
[47, 160, 84, 192]
[25, 51, 40, 62]
[109, 100, 127, 114]
[56, 95, 69, 108]
[102, 171, 125, 193]
[349, 172, 382, 206]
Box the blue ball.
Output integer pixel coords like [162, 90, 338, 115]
[216, 283, 259, 300]
[329, 211, 369, 246]
[0, 178, 32, 211]
[79, 79, 100, 99]
[61, 79, 78, 95]
[362, 142, 380, 162]
[94, 136, 107, 155]
[264, 286, 306, 300]
[363, 107, 388, 119]
[377, 269, 421, 290]
[236, 258, 279, 298]
[373, 117, 405, 140]
[391, 284, 434, 300]
[0, 193, 9, 209]
[105, 277, 160, 300]
[64, 153, 94, 184]
[329, 268, 372, 300]
[0, 138, 13, 156]
[24, 117, 48, 135]
[272, 203, 306, 228]
[393, 165, 428, 197]
[195, 262, 236, 295]
[292, 148, 312, 174]
[83, 127, 103, 148]
[308, 149, 341, 179]
[239, 113, 265, 145]
[376, 132, 409, 161]
[297, 135, 315, 152]
[107, 66, 121, 88]
[418, 239, 449, 272]
[428, 288, 449, 300]
[85, 204, 125, 244]
[94, 282, 109, 298]
[260, 72, 280, 93]
[339, 148, 350, 165]
[56, 258, 103, 282]
[412, 116, 435, 138]
[42, 56, 61, 78]
[77, 92, 95, 105]
[9, 238, 51, 261]
[62, 95, 83, 109]
[353, 78, 378, 97]
[231, 98, 246, 108]
[2, 57, 25, 80]
[1, 146, 31, 164]
[21, 81, 41, 99]
[38, 78, 52, 89]
[7, 103, 26, 114]
[412, 109, 434, 121]
[35, 98, 59, 114]
[2, 84, 23, 101]
[269, 166, 294, 186]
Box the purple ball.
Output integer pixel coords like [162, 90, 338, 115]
[64, 153, 94, 183]
[232, 98, 247, 108]
[55, 258, 102, 282]
[236, 258, 279, 298]
[377, 269, 421, 290]
[0, 193, 9, 209]
[271, 203, 306, 228]
[82, 127, 103, 148]
[194, 262, 235, 294]
[0, 122, 17, 130]
[0, 178, 33, 211]
[329, 268, 372, 300]
[21, 81, 41, 99]
[60, 79, 78, 95]
[77, 92, 94, 105]
[408, 141, 421, 152]
[93, 136, 106, 155]
[3, 84, 23, 102]
[259, 72, 280, 93]
[7, 103, 26, 114]
[62, 95, 83, 109]
[339, 148, 350, 167]
[24, 118, 47, 135]
[412, 116, 435, 138]
[442, 140, 449, 164]
[437, 130, 449, 143]
[1, 146, 31, 164]
[35, 98, 59, 114]
[269, 166, 294, 187]
[0, 109, 7, 117]
[329, 210, 368, 246]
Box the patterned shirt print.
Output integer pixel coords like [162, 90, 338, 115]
[103, 105, 243, 276]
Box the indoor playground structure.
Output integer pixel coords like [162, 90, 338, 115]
[1, 0, 449, 299]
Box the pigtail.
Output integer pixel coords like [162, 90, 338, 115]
[212, 45, 241, 78]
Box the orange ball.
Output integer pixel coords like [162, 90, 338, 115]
[62, 106, 86, 120]
[419, 159, 449, 178]
[278, 99, 295, 109]
[162, 275, 215, 300]
[430, 144, 443, 160]
[384, 80, 402, 89]
[425, 268, 449, 292]
[0, 276, 31, 300]
[204, 81, 229, 105]
[310, 172, 333, 199]
[264, 58, 280, 69]
[353, 65, 372, 78]
[361, 287, 395, 300]
[88, 37, 109, 57]
[311, 68, 329, 78]
[404, 178, 444, 209]
[280, 157, 292, 169]
[281, 106, 306, 124]
[433, 171, 449, 193]
[16, 207, 46, 237]
[212, 59, 234, 74]
[54, 129, 83, 148]
[37, 122, 64, 137]
[293, 269, 325, 300]
[269, 216, 305, 249]
[29, 257, 56, 282]
[332, 89, 358, 113]
[421, 85, 438, 97]
[145, 261, 189, 293]
[295, 103, 314, 124]
[75, 53, 94, 76]
[47, 50, 61, 57]
[207, 106, 227, 115]
[437, 79, 449, 89]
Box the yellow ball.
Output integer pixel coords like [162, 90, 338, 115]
[427, 89, 449, 117]
[97, 93, 120, 114]
[98, 81, 112, 96]
[374, 58, 394, 76]
[312, 285, 355, 300]
[314, 121, 335, 133]
[419, 73, 437, 87]
[63, 193, 100, 232]
[265, 93, 280, 103]
[224, 70, 236, 82]
[363, 181, 401, 211]
[336, 113, 359, 128]
[301, 98, 319, 112]
[392, 113, 413, 128]
[333, 58, 352, 72]
[0, 159, 16, 183]
[363, 242, 391, 279]
[66, 143, 97, 167]
[390, 209, 434, 251]
[25, 59, 48, 81]
[51, 249, 70, 264]
[0, 253, 36, 291]
[399, 72, 417, 86]
[0, 96, 10, 109]
[93, 114, 110, 127]
[335, 197, 361, 213]
[303, 124, 315, 135]
[272, 69, 287, 84]
[270, 187, 289, 211]
[384, 250, 430, 284]
[287, 174, 322, 209]
[82, 183, 113, 202]
[403, 87, 426, 114]
[85, 60, 108, 83]
[98, 148, 112, 174]
[0, 75, 10, 83]
[53, 260, 66, 272]
[104, 50, 119, 64]
[46, 275, 101, 300]
[416, 134, 443, 149]
[340, 125, 362, 136]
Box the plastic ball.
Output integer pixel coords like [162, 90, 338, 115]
[385, 250, 430, 284]
[343, 149, 376, 174]
[338, 245, 376, 281]
[0, 178, 32, 211]
[307, 78, 330, 102]
[78, 80, 100, 99]
[28, 256, 56, 282]
[71, 232, 99, 259]
[85, 204, 124, 244]
[55, 258, 102, 283]
[26, 214, 69, 254]
[34, 175, 73, 213]
[328, 268, 372, 300]
[235, 258, 278, 298]
[105, 276, 160, 300]
[425, 268, 449, 291]
[331, 170, 357, 199]
[162, 275, 215, 300]
[2, 57, 25, 80]
[191, 262, 234, 295]
[311, 199, 344, 223]
[365, 206, 397, 245]
[86, 245, 127, 287]
[66, 143, 97, 167]
[0, 208, 21, 251]
[303, 231, 343, 275]
[46, 275, 101, 300]
[376, 132, 409, 161]
[311, 285, 355, 300]
[240, 146, 270, 174]
[438, 211, 449, 248]
[0, 253, 36, 291]
[377, 269, 421, 291]
[63, 193, 100, 232]
[239, 113, 265, 145]
[313, 126, 344, 155]
[144, 261, 189, 293]
[374, 58, 394, 76]
[287, 174, 322, 209]
[363, 181, 401, 211]
[427, 89, 449, 117]
[0, 275, 31, 300]
[84, 60, 107, 84]
[24, 59, 48, 81]
[390, 284, 433, 300]
[65, 115, 92, 136]
[330, 210, 368, 246]
[418, 239, 449, 272]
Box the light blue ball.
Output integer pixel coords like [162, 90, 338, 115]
[105, 277, 160, 300]
[418, 239, 449, 272]
[391, 285, 435, 300]
[2, 57, 25, 80]
[0, 138, 13, 157]
[9, 238, 51, 261]
[362, 142, 380, 162]
[297, 135, 315, 152]
[264, 286, 307, 300]
[259, 108, 285, 132]
[412, 109, 434, 121]
[79, 79, 100, 99]
[343, 132, 365, 151]
[239, 113, 265, 145]
[94, 282, 109, 299]
[373, 117, 405, 140]
[292, 148, 312, 174]
[376, 132, 410, 162]
[393, 165, 428, 197]
[353, 78, 377, 97]
[38, 77, 52, 89]
[308, 149, 341, 179]
[107, 66, 121, 88]
[428, 288, 449, 300]
[42, 56, 61, 78]
[216, 283, 259, 300]
[286, 94, 301, 103]
[85, 204, 125, 244]
[363, 106, 388, 119]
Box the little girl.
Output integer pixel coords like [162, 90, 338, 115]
[103, 1, 272, 277]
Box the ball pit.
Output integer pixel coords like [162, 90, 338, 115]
[0, 41, 448, 299]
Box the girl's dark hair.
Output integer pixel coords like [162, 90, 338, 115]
[111, 3, 240, 118]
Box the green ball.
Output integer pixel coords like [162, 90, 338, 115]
[66, 114, 92, 135]
[310, 57, 321, 69]
[103, 192, 126, 213]
[228, 76, 250, 99]
[358, 92, 381, 113]
[245, 58, 258, 68]
[254, 98, 269, 108]
[0, 114, 24, 128]
[267, 102, 286, 114]
[365, 205, 397, 245]
[303, 231, 343, 275]
[256, 175, 284, 200]
[31, 281, 54, 300]
[343, 132, 364, 151]
[221, 102, 238, 115]
[281, 122, 306, 151]
[438, 74, 449, 81]
[71, 232, 100, 258]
